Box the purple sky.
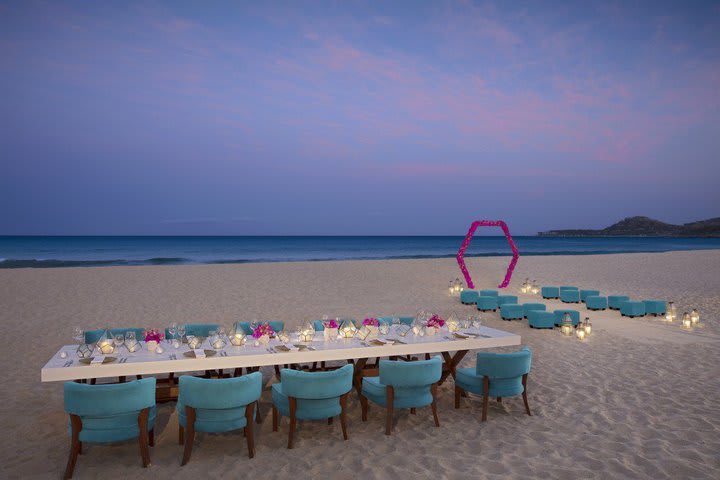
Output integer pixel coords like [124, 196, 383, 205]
[1, 1, 719, 235]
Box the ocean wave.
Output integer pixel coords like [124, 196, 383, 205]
[0, 257, 190, 268]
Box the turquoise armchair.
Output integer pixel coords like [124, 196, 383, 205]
[360, 356, 442, 435]
[63, 378, 156, 479]
[455, 347, 532, 421]
[272, 364, 353, 448]
[177, 372, 262, 465]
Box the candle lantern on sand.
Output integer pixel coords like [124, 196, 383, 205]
[583, 317, 592, 335]
[448, 280, 456, 296]
[530, 280, 540, 295]
[575, 324, 586, 341]
[681, 312, 692, 329]
[666, 302, 677, 322]
[690, 309, 700, 325]
[560, 314, 574, 336]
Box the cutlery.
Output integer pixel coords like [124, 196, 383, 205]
[62, 360, 71, 367]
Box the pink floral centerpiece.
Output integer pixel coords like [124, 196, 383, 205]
[425, 314, 445, 335]
[252, 323, 275, 345]
[323, 319, 339, 341]
[144, 329, 164, 351]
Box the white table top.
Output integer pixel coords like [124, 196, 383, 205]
[41, 326, 521, 382]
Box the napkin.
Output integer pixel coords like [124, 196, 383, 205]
[284, 344, 300, 351]
[193, 349, 206, 358]
[91, 355, 106, 364]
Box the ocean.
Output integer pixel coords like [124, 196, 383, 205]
[1, 236, 719, 268]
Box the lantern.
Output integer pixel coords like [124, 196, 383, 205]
[76, 343, 93, 359]
[211, 334, 226, 350]
[520, 279, 528, 294]
[339, 319, 357, 338]
[560, 313, 574, 336]
[681, 312, 692, 329]
[187, 335, 202, 349]
[576, 324, 586, 341]
[297, 320, 315, 342]
[455, 278, 464, 294]
[229, 325, 246, 346]
[446, 312, 460, 333]
[96, 328, 115, 355]
[448, 280, 455, 296]
[583, 317, 592, 335]
[690, 309, 700, 325]
[667, 302, 677, 322]
[531, 280, 539, 295]
[277, 329, 290, 342]
[356, 325, 372, 341]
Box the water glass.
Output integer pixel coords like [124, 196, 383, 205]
[72, 327, 84, 344]
[379, 323, 390, 336]
[168, 322, 177, 340]
[177, 324, 186, 341]
[113, 333, 124, 348]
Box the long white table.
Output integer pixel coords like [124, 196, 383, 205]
[41, 326, 521, 387]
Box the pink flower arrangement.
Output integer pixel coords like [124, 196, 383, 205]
[252, 323, 275, 339]
[144, 329, 164, 342]
[426, 315, 445, 328]
[362, 318, 379, 327]
[324, 319, 339, 329]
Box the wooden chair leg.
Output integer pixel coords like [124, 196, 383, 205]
[497, 397, 502, 403]
[288, 397, 297, 449]
[255, 400, 262, 424]
[149, 429, 154, 447]
[233, 367, 242, 377]
[340, 393, 349, 440]
[522, 374, 532, 416]
[78, 442, 82, 455]
[181, 406, 196, 466]
[328, 417, 333, 425]
[455, 385, 462, 409]
[178, 426, 184, 445]
[481, 376, 490, 422]
[274, 365, 281, 380]
[137, 408, 151, 468]
[272, 406, 279, 431]
[360, 394, 368, 421]
[431, 383, 440, 427]
[385, 386, 394, 435]
[245, 402, 256, 458]
[410, 408, 416, 415]
[63, 415, 82, 479]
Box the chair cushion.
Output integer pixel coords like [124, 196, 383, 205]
[560, 289, 580, 303]
[586, 296, 608, 310]
[541, 286, 560, 298]
[608, 295, 630, 309]
[500, 303, 524, 320]
[580, 289, 600, 302]
[75, 406, 156, 443]
[643, 300, 666, 315]
[271, 383, 341, 420]
[476, 296, 498, 311]
[620, 301, 646, 317]
[455, 368, 525, 398]
[527, 311, 555, 328]
[361, 377, 433, 409]
[522, 303, 546, 317]
[460, 290, 479, 304]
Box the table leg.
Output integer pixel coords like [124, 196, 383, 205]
[439, 350, 468, 385]
[353, 357, 368, 396]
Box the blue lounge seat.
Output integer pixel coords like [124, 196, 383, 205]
[476, 296, 498, 312]
[455, 347, 532, 421]
[580, 289, 600, 302]
[541, 286, 560, 299]
[553, 309, 580, 326]
[586, 296, 608, 311]
[497, 295, 518, 307]
[560, 289, 581, 303]
[560, 286, 578, 291]
[527, 311, 555, 329]
[63, 378, 156, 478]
[620, 301, 646, 318]
[500, 304, 524, 321]
[522, 303, 546, 318]
[479, 289, 499, 297]
[361, 356, 442, 435]
[643, 300, 666, 316]
[273, 364, 353, 447]
[460, 290, 479, 305]
[608, 295, 630, 310]
[177, 373, 261, 464]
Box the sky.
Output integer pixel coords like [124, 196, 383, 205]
[1, 0, 719, 235]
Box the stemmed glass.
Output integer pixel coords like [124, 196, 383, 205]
[177, 324, 186, 342]
[72, 327, 84, 345]
[125, 331, 139, 353]
[168, 322, 177, 342]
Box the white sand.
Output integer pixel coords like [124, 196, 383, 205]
[1, 250, 719, 479]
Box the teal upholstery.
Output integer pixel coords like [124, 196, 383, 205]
[455, 347, 532, 421]
[608, 295, 630, 310]
[560, 289, 581, 303]
[497, 295, 518, 306]
[177, 373, 261, 433]
[643, 300, 666, 316]
[527, 311, 555, 329]
[170, 323, 220, 338]
[362, 356, 442, 409]
[586, 295, 608, 310]
[460, 290, 479, 305]
[272, 364, 353, 420]
[620, 301, 646, 317]
[64, 378, 156, 443]
[541, 286, 560, 299]
[479, 289, 499, 297]
[522, 303, 546, 318]
[500, 304, 524, 320]
[580, 289, 600, 302]
[377, 316, 414, 326]
[476, 296, 498, 312]
[553, 309, 580, 326]
[238, 321, 284, 336]
[84, 328, 145, 345]
[560, 286, 578, 291]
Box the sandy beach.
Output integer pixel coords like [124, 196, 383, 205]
[1, 250, 719, 479]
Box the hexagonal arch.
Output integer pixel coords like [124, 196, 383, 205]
[456, 220, 519, 289]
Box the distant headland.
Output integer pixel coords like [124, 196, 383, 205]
[538, 216, 720, 237]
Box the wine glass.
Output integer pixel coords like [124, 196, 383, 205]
[113, 333, 124, 348]
[472, 315, 482, 330]
[125, 331, 138, 353]
[168, 322, 177, 341]
[177, 324, 186, 342]
[72, 326, 84, 345]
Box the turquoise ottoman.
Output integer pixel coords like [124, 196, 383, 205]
[528, 310, 555, 329]
[620, 301, 646, 318]
[643, 300, 666, 316]
[608, 295, 630, 310]
[560, 289, 580, 303]
[586, 295, 608, 311]
[581, 289, 600, 302]
[479, 289, 498, 297]
[460, 290, 479, 305]
[541, 286, 560, 299]
[560, 286, 578, 292]
[476, 296, 498, 312]
[523, 303, 546, 318]
[554, 309, 580, 326]
[500, 304, 524, 321]
[497, 295, 518, 307]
